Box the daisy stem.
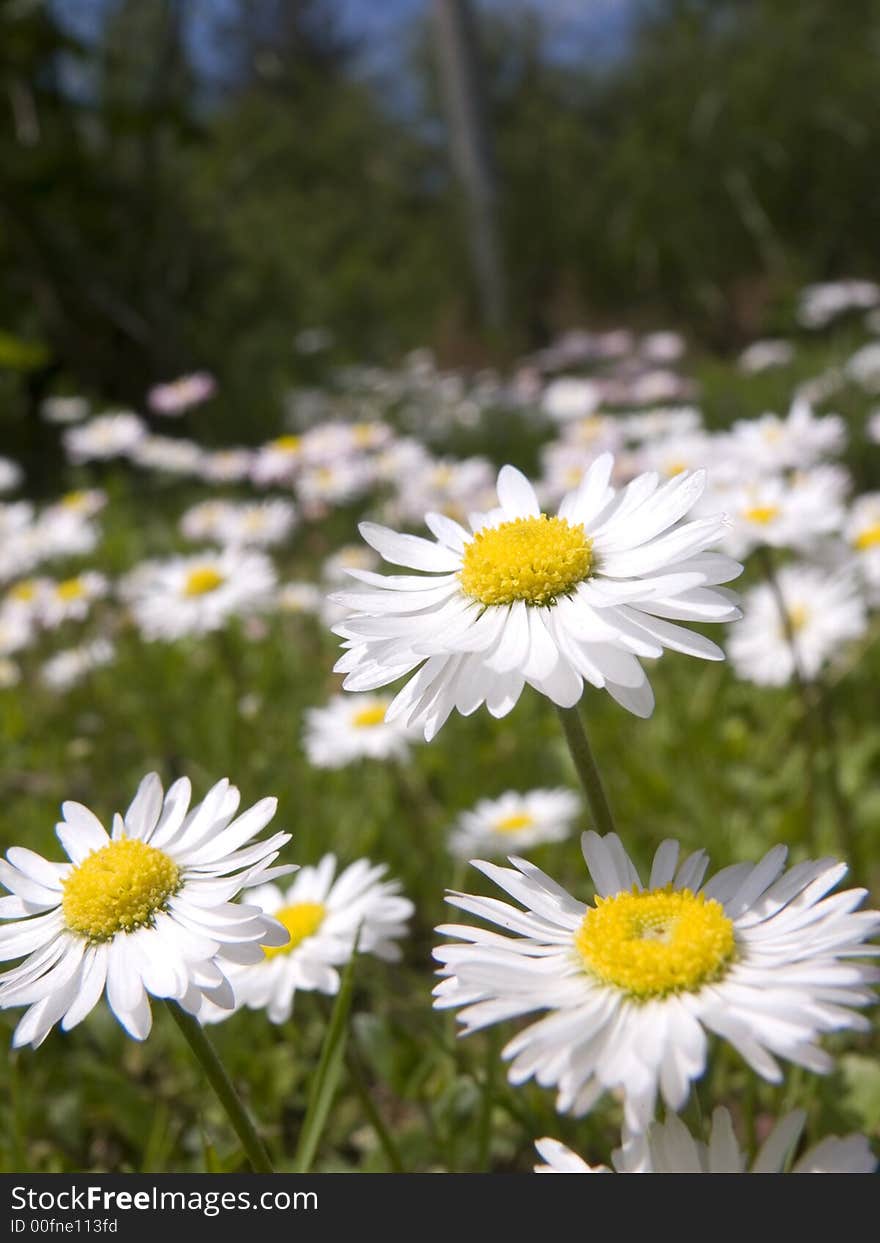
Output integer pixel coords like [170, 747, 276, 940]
[556, 704, 617, 837]
[165, 1001, 274, 1173]
[757, 548, 855, 864]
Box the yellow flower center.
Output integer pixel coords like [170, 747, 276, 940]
[271, 436, 302, 454]
[665, 461, 689, 477]
[351, 704, 388, 728]
[61, 491, 88, 510]
[742, 504, 780, 526]
[459, 515, 593, 608]
[493, 811, 535, 834]
[854, 523, 880, 551]
[787, 603, 808, 632]
[574, 887, 735, 1000]
[62, 839, 180, 941]
[184, 566, 224, 596]
[56, 577, 86, 602]
[10, 580, 37, 602]
[263, 901, 326, 958]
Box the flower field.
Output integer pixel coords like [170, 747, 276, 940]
[1, 291, 879, 1175]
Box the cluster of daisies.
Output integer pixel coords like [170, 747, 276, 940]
[1, 285, 879, 1173]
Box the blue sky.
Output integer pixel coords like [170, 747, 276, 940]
[54, 0, 641, 83]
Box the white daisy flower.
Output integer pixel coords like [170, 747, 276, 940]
[738, 340, 795, 375]
[433, 831, 880, 1133]
[535, 1108, 876, 1174]
[121, 548, 276, 641]
[302, 693, 418, 768]
[640, 331, 685, 364]
[846, 342, 880, 393]
[129, 435, 204, 477]
[37, 572, 109, 629]
[332, 457, 742, 739]
[251, 436, 305, 486]
[0, 602, 33, 657]
[845, 493, 880, 601]
[63, 412, 146, 463]
[798, 280, 880, 329]
[276, 581, 322, 616]
[0, 457, 22, 495]
[198, 448, 255, 484]
[148, 372, 216, 416]
[727, 564, 867, 686]
[216, 855, 414, 1024]
[41, 396, 90, 425]
[726, 402, 846, 474]
[449, 789, 581, 858]
[181, 499, 297, 549]
[619, 406, 702, 444]
[40, 639, 116, 691]
[0, 773, 294, 1047]
[719, 471, 846, 560]
[542, 378, 603, 424]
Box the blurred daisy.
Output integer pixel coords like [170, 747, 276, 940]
[41, 396, 89, 425]
[728, 564, 866, 686]
[845, 342, 880, 393]
[121, 548, 276, 641]
[542, 378, 603, 424]
[277, 581, 322, 616]
[0, 658, 19, 689]
[738, 340, 794, 375]
[41, 639, 116, 691]
[433, 831, 880, 1132]
[63, 412, 146, 463]
[846, 493, 880, 599]
[302, 693, 417, 768]
[640, 332, 685, 364]
[720, 471, 846, 560]
[0, 457, 22, 494]
[726, 402, 846, 473]
[868, 411, 880, 444]
[130, 436, 203, 476]
[147, 371, 216, 416]
[251, 436, 305, 486]
[38, 572, 109, 628]
[218, 855, 413, 1024]
[0, 773, 294, 1047]
[449, 789, 580, 858]
[620, 406, 702, 444]
[798, 280, 880, 329]
[0, 601, 33, 657]
[198, 448, 254, 484]
[333, 457, 742, 739]
[181, 499, 297, 549]
[535, 1108, 876, 1174]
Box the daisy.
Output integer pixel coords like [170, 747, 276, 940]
[302, 693, 418, 768]
[542, 378, 603, 424]
[148, 371, 216, 416]
[727, 564, 866, 686]
[798, 280, 880, 329]
[726, 402, 846, 474]
[197, 448, 254, 484]
[121, 548, 276, 641]
[640, 331, 685, 364]
[845, 493, 880, 599]
[41, 639, 116, 691]
[251, 436, 305, 486]
[62, 412, 146, 463]
[449, 789, 581, 858]
[0, 457, 22, 494]
[181, 499, 297, 549]
[332, 457, 742, 739]
[37, 572, 109, 628]
[433, 831, 880, 1133]
[213, 855, 413, 1024]
[0, 773, 294, 1047]
[276, 581, 322, 616]
[129, 436, 204, 477]
[535, 1108, 876, 1174]
[738, 340, 795, 374]
[718, 471, 846, 560]
[41, 396, 89, 425]
[846, 343, 880, 393]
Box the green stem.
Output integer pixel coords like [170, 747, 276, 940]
[345, 1038, 406, 1173]
[556, 704, 617, 836]
[165, 1001, 274, 1173]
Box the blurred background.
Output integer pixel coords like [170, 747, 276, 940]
[3, 0, 880, 448]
